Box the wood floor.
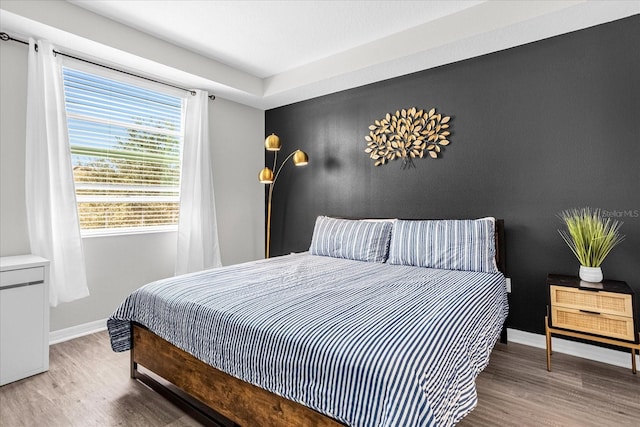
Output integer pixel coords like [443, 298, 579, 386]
[1, 331, 638, 426]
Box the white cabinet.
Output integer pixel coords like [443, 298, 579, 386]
[0, 255, 50, 385]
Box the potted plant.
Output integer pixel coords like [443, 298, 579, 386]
[558, 207, 625, 283]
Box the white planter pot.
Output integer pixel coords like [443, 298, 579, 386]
[579, 266, 603, 283]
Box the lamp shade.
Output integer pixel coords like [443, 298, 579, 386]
[264, 133, 281, 151]
[293, 150, 309, 166]
[258, 167, 274, 184]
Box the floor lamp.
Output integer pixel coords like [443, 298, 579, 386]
[258, 134, 309, 258]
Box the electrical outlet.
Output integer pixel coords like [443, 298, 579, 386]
[505, 278, 512, 293]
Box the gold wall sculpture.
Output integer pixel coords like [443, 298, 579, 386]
[365, 107, 452, 168]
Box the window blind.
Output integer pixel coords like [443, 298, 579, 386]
[62, 67, 184, 233]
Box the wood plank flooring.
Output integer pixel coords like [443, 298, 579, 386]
[459, 341, 640, 426]
[0, 331, 201, 427]
[1, 331, 638, 426]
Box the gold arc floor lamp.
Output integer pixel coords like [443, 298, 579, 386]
[259, 133, 309, 258]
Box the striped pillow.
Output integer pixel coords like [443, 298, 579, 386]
[309, 216, 393, 263]
[388, 218, 498, 273]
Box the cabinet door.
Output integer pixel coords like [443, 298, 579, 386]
[0, 282, 47, 385]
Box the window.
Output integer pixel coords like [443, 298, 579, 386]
[62, 67, 184, 235]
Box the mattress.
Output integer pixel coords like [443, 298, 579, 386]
[108, 252, 507, 426]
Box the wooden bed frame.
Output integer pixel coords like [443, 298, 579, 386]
[130, 219, 507, 426]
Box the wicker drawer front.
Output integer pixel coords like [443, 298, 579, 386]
[550, 285, 633, 317]
[551, 307, 635, 341]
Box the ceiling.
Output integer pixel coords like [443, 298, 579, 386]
[68, 1, 483, 79]
[2, 1, 639, 109]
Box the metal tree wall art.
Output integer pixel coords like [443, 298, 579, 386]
[365, 107, 452, 168]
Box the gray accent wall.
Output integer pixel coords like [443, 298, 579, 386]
[265, 15, 640, 335]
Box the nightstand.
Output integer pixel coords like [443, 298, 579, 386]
[545, 274, 639, 374]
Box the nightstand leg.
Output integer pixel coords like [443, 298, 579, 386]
[545, 316, 552, 371]
[632, 348, 636, 375]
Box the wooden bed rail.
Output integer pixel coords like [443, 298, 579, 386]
[131, 324, 344, 427]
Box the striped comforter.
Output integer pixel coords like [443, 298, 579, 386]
[107, 252, 508, 426]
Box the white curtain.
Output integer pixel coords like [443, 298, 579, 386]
[176, 90, 222, 274]
[25, 39, 89, 306]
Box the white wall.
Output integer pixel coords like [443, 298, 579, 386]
[0, 41, 30, 257]
[0, 0, 264, 107]
[0, 9, 264, 332]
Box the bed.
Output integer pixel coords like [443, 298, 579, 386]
[108, 217, 508, 426]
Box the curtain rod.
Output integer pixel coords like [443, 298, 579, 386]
[0, 32, 215, 100]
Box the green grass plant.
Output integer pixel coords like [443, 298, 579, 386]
[558, 207, 625, 267]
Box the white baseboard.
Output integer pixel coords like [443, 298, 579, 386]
[49, 318, 108, 345]
[507, 328, 639, 370]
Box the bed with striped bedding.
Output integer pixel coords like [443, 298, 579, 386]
[108, 251, 507, 427]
